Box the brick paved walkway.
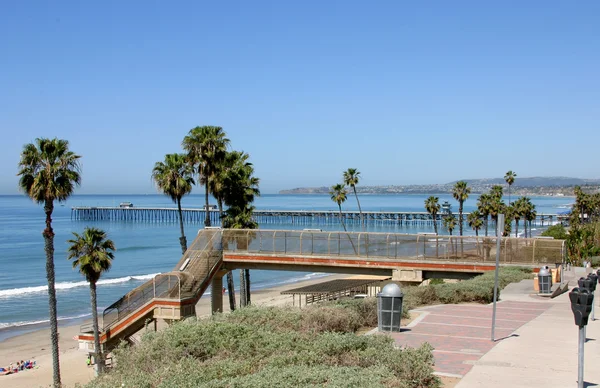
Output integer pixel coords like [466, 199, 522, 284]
[388, 301, 551, 377]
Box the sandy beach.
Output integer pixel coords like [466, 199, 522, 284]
[0, 273, 353, 388]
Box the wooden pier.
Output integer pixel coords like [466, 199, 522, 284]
[70, 207, 563, 226]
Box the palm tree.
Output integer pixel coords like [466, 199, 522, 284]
[477, 194, 492, 236]
[489, 185, 504, 236]
[424, 196, 441, 235]
[443, 214, 457, 255]
[452, 181, 471, 255]
[330, 184, 357, 254]
[502, 205, 514, 237]
[67, 227, 115, 375]
[512, 197, 526, 238]
[343, 168, 363, 227]
[467, 210, 483, 237]
[182, 126, 230, 227]
[443, 214, 457, 235]
[18, 138, 81, 387]
[504, 170, 517, 205]
[424, 196, 441, 257]
[467, 210, 484, 255]
[222, 150, 260, 309]
[152, 153, 195, 254]
[330, 184, 349, 232]
[452, 181, 471, 236]
[521, 197, 536, 238]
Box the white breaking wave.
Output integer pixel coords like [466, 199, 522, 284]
[0, 273, 160, 298]
[0, 313, 92, 330]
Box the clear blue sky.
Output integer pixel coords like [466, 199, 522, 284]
[1, 1, 599, 194]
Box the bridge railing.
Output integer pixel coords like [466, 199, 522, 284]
[221, 229, 565, 265]
[101, 273, 181, 331]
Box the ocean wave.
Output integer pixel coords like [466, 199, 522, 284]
[0, 273, 160, 298]
[0, 313, 92, 330]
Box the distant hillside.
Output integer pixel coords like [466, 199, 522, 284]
[451, 176, 600, 188]
[279, 176, 600, 195]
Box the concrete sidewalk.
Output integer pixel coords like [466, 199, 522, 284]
[457, 269, 600, 388]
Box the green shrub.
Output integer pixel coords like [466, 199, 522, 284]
[84, 269, 533, 388]
[399, 267, 532, 312]
[327, 297, 379, 327]
[541, 224, 568, 239]
[85, 307, 440, 388]
[300, 305, 362, 333]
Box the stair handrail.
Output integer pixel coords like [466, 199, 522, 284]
[100, 229, 223, 332]
[101, 274, 181, 331]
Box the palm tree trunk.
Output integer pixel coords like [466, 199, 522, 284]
[515, 219, 519, 238]
[218, 198, 224, 227]
[459, 203, 464, 256]
[484, 216, 488, 236]
[433, 212, 439, 258]
[475, 229, 480, 256]
[459, 204, 464, 236]
[176, 198, 187, 255]
[89, 281, 103, 375]
[244, 269, 251, 305]
[493, 216, 498, 236]
[43, 199, 61, 388]
[353, 187, 363, 228]
[338, 205, 357, 254]
[508, 186, 511, 205]
[226, 271, 236, 311]
[204, 183, 211, 227]
[239, 269, 246, 307]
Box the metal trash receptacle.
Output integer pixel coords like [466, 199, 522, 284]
[538, 266, 552, 294]
[377, 283, 404, 332]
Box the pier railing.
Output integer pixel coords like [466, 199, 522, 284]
[71, 206, 563, 227]
[221, 229, 565, 265]
[102, 274, 181, 330]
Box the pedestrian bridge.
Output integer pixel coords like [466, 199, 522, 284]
[76, 229, 565, 353]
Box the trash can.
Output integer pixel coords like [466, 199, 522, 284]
[538, 266, 552, 294]
[377, 283, 404, 332]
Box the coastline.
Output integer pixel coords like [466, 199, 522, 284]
[0, 272, 351, 388]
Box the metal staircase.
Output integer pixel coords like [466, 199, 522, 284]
[76, 229, 224, 352]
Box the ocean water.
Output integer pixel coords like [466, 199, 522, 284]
[0, 193, 572, 341]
